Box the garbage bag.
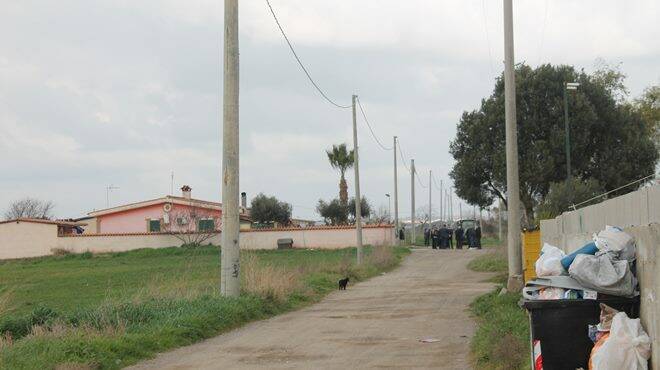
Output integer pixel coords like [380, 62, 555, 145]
[535, 243, 566, 277]
[594, 226, 634, 253]
[568, 252, 636, 297]
[589, 312, 651, 370]
[561, 241, 599, 270]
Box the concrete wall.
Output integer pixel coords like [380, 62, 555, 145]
[0, 224, 395, 260]
[539, 185, 660, 368]
[0, 221, 60, 259]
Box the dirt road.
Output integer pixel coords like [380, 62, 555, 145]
[128, 249, 495, 370]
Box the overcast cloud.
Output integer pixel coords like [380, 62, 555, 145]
[1, 0, 658, 220]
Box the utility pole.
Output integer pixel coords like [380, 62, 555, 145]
[411, 159, 415, 246]
[564, 83, 571, 185]
[440, 179, 443, 222]
[352, 95, 364, 264]
[498, 199, 503, 241]
[428, 170, 432, 228]
[220, 0, 240, 297]
[449, 188, 453, 223]
[459, 203, 463, 220]
[503, 0, 523, 292]
[393, 136, 399, 246]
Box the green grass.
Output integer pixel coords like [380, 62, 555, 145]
[0, 245, 410, 369]
[467, 247, 529, 370]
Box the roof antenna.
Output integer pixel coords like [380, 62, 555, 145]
[106, 184, 120, 208]
[170, 171, 174, 195]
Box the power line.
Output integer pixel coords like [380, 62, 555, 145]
[414, 167, 427, 189]
[481, 0, 496, 75]
[356, 97, 393, 151]
[431, 172, 443, 191]
[265, 0, 351, 109]
[397, 143, 411, 173]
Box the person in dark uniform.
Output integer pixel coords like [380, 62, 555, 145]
[424, 228, 430, 246]
[399, 228, 405, 242]
[431, 227, 438, 249]
[466, 227, 476, 249]
[475, 226, 482, 249]
[455, 225, 465, 249]
[439, 224, 449, 249]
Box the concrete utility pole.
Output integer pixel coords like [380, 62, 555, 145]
[352, 95, 364, 264]
[428, 170, 432, 227]
[498, 199, 503, 241]
[393, 136, 399, 246]
[220, 0, 240, 297]
[503, 0, 523, 292]
[449, 189, 453, 222]
[411, 159, 415, 246]
[440, 179, 443, 222]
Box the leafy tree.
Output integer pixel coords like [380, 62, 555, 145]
[348, 197, 372, 221]
[250, 193, 292, 226]
[450, 63, 658, 226]
[4, 198, 54, 220]
[326, 143, 355, 206]
[316, 198, 348, 225]
[634, 84, 660, 150]
[536, 178, 604, 220]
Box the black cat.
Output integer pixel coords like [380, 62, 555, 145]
[338, 277, 349, 290]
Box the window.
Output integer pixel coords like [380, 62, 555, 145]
[198, 219, 215, 232]
[149, 219, 161, 232]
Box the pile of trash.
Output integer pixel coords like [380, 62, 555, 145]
[524, 225, 638, 300]
[523, 226, 652, 370]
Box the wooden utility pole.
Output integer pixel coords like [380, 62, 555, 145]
[352, 95, 364, 264]
[220, 0, 240, 297]
[503, 0, 523, 292]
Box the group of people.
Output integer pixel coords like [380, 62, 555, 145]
[423, 224, 482, 250]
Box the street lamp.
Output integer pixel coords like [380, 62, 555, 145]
[385, 193, 391, 224]
[564, 81, 580, 184]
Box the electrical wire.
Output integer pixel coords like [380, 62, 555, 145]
[265, 0, 351, 109]
[431, 172, 443, 191]
[397, 143, 411, 173]
[356, 97, 393, 151]
[481, 0, 496, 75]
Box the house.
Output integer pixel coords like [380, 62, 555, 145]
[86, 185, 251, 234]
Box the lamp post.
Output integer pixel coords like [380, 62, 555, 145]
[385, 193, 391, 223]
[564, 82, 580, 184]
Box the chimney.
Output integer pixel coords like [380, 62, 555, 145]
[241, 192, 247, 208]
[181, 185, 192, 200]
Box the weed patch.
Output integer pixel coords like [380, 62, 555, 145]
[0, 245, 409, 369]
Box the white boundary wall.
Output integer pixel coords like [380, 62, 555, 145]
[0, 224, 395, 260]
[540, 185, 660, 368]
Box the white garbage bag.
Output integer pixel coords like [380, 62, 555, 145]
[535, 243, 566, 277]
[568, 252, 636, 297]
[590, 312, 651, 370]
[594, 226, 635, 259]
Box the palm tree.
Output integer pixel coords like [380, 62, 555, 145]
[326, 143, 355, 206]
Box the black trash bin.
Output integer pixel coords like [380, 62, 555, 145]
[522, 296, 639, 370]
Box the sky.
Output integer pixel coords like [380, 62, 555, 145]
[0, 0, 658, 221]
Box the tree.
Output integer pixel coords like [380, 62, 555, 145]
[250, 193, 292, 226]
[161, 205, 219, 247]
[634, 84, 660, 151]
[326, 143, 355, 206]
[316, 198, 348, 225]
[4, 198, 54, 220]
[348, 197, 371, 222]
[450, 63, 658, 226]
[537, 178, 604, 220]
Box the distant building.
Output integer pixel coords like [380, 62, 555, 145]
[86, 185, 251, 234]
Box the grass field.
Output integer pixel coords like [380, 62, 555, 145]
[467, 247, 529, 370]
[0, 245, 409, 369]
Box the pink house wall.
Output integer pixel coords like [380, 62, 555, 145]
[97, 203, 221, 234]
